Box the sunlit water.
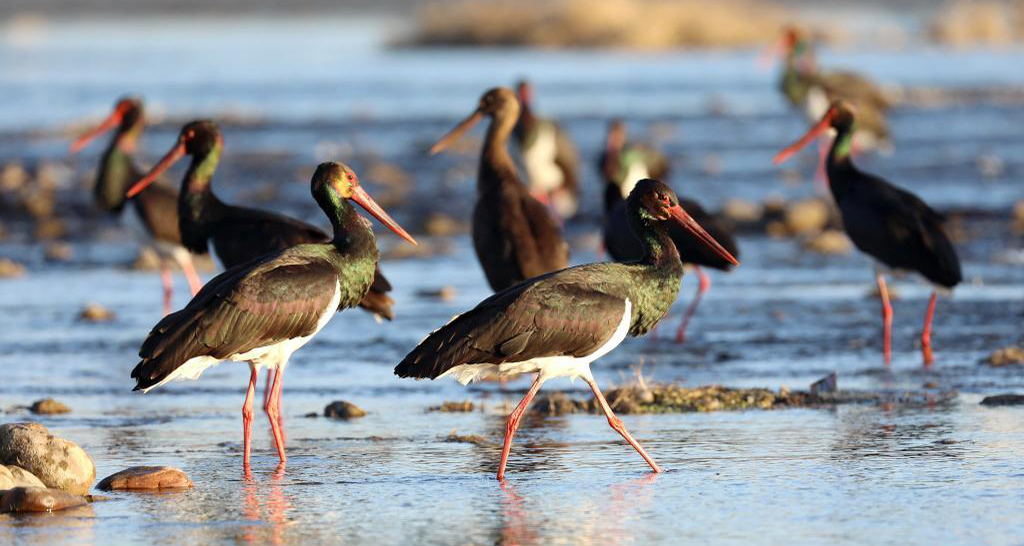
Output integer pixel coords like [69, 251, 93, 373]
[1, 17, 1024, 546]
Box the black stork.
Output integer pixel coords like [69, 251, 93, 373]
[774, 100, 961, 366]
[431, 87, 569, 292]
[70, 97, 203, 314]
[774, 27, 891, 152]
[395, 179, 738, 481]
[131, 162, 416, 471]
[126, 120, 398, 413]
[513, 80, 581, 220]
[600, 119, 739, 343]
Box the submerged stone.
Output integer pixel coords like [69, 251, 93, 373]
[0, 487, 87, 513]
[427, 400, 475, 413]
[980, 394, 1024, 406]
[96, 466, 193, 491]
[984, 346, 1024, 367]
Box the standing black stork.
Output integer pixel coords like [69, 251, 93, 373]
[774, 27, 891, 152]
[600, 119, 740, 343]
[431, 87, 569, 292]
[125, 120, 397, 410]
[131, 162, 416, 471]
[774, 101, 961, 366]
[513, 80, 581, 220]
[395, 179, 738, 481]
[70, 97, 203, 314]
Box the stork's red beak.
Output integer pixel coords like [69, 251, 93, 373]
[430, 110, 484, 155]
[670, 204, 740, 266]
[350, 185, 417, 245]
[126, 140, 185, 198]
[773, 108, 836, 165]
[70, 106, 125, 153]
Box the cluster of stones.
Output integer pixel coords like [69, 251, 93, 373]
[0, 422, 191, 514]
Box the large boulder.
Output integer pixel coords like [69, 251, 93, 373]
[0, 487, 88, 513]
[96, 466, 193, 491]
[0, 422, 95, 495]
[0, 464, 46, 489]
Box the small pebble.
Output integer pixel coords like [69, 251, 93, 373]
[427, 400, 474, 413]
[324, 400, 366, 419]
[0, 258, 26, 278]
[78, 303, 114, 323]
[29, 398, 70, 415]
[984, 346, 1024, 367]
[803, 230, 852, 255]
[416, 286, 457, 302]
[44, 242, 73, 262]
[444, 430, 489, 446]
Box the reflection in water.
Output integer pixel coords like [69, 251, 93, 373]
[496, 474, 660, 546]
[0, 505, 96, 545]
[238, 463, 294, 546]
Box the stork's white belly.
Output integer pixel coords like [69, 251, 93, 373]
[523, 125, 564, 194]
[439, 299, 632, 385]
[141, 280, 341, 392]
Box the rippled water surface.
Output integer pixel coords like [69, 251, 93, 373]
[2, 17, 1024, 546]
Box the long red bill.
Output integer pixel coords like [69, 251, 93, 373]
[126, 141, 185, 198]
[430, 111, 483, 155]
[772, 109, 835, 165]
[670, 205, 739, 266]
[350, 185, 417, 245]
[70, 109, 124, 153]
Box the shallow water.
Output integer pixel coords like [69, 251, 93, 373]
[2, 17, 1024, 546]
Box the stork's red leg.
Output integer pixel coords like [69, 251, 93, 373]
[264, 365, 287, 464]
[180, 254, 203, 296]
[263, 370, 275, 409]
[675, 266, 710, 343]
[497, 375, 543, 482]
[876, 273, 893, 366]
[160, 265, 173, 316]
[583, 376, 663, 473]
[921, 291, 937, 366]
[242, 364, 259, 473]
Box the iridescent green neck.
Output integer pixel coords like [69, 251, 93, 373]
[830, 126, 853, 162]
[185, 143, 222, 194]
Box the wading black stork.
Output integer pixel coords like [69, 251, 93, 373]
[773, 27, 891, 152]
[126, 121, 397, 406]
[395, 179, 738, 480]
[513, 80, 581, 220]
[70, 97, 203, 314]
[131, 162, 416, 471]
[600, 120, 739, 343]
[774, 101, 961, 366]
[431, 87, 569, 292]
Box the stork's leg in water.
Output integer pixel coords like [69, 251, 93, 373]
[583, 376, 662, 473]
[497, 375, 544, 482]
[242, 364, 259, 474]
[921, 291, 937, 366]
[876, 273, 893, 366]
[160, 263, 173, 316]
[264, 362, 287, 464]
[675, 266, 710, 343]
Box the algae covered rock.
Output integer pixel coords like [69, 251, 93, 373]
[0, 422, 95, 495]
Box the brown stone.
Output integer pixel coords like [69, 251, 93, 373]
[0, 465, 46, 489]
[0, 487, 87, 513]
[96, 466, 193, 491]
[29, 398, 71, 415]
[0, 258, 25, 278]
[0, 422, 95, 495]
[324, 401, 366, 419]
[784, 198, 830, 235]
[78, 303, 115, 323]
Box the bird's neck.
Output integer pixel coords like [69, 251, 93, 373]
[630, 215, 683, 272]
[479, 111, 520, 192]
[95, 127, 143, 212]
[184, 144, 222, 196]
[178, 146, 228, 249]
[826, 126, 856, 197]
[316, 193, 377, 260]
[603, 182, 624, 214]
